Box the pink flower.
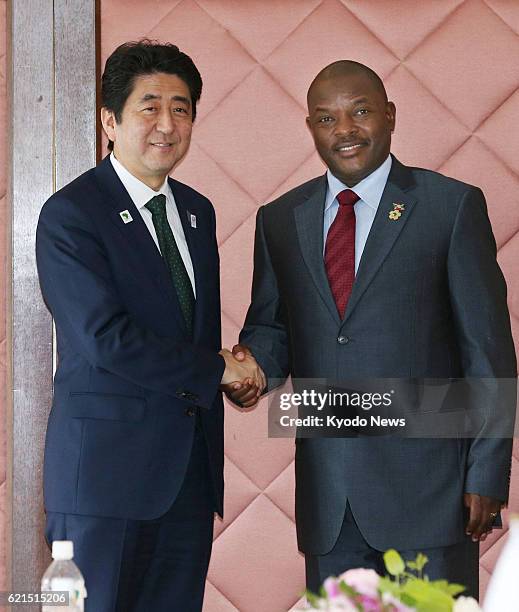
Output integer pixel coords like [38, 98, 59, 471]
[324, 595, 358, 611]
[323, 577, 340, 599]
[339, 568, 380, 598]
[358, 594, 382, 611]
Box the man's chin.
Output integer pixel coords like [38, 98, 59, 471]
[330, 162, 367, 186]
[148, 160, 178, 177]
[330, 154, 389, 186]
[150, 151, 187, 175]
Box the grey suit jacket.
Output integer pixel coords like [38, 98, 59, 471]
[240, 156, 517, 554]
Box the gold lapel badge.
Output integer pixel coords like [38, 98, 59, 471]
[389, 202, 405, 221]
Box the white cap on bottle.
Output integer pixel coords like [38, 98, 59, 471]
[51, 540, 74, 560]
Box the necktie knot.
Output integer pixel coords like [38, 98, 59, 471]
[337, 189, 359, 208]
[145, 194, 167, 216]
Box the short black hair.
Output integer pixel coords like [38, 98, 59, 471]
[308, 60, 388, 106]
[101, 40, 202, 150]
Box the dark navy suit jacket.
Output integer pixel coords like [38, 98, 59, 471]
[241, 157, 517, 554]
[36, 156, 225, 520]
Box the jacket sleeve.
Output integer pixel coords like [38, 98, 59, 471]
[239, 205, 290, 389]
[447, 186, 517, 501]
[36, 194, 225, 409]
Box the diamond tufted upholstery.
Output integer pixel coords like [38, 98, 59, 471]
[98, 1, 518, 609]
[0, 1, 517, 609]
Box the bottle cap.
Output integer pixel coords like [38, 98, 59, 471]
[51, 540, 74, 560]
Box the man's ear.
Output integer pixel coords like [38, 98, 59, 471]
[387, 101, 396, 133]
[100, 107, 116, 143]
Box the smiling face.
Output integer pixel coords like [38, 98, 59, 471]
[306, 70, 396, 187]
[101, 72, 193, 190]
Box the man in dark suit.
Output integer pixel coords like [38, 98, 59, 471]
[36, 41, 263, 612]
[224, 61, 516, 598]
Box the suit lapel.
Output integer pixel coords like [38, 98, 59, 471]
[94, 157, 189, 335]
[294, 176, 342, 325]
[343, 157, 417, 323]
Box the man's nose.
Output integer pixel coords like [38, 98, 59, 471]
[156, 109, 175, 134]
[334, 114, 358, 136]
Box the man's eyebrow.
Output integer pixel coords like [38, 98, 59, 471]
[139, 93, 160, 102]
[312, 97, 372, 112]
[139, 93, 191, 106]
[172, 95, 191, 107]
[313, 105, 331, 112]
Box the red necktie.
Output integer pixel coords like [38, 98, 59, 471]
[325, 189, 359, 318]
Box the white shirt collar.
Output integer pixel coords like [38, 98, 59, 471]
[325, 155, 392, 212]
[110, 152, 170, 209]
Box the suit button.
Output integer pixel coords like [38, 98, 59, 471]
[337, 336, 349, 345]
[185, 407, 195, 417]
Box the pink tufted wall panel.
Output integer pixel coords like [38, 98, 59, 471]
[99, 1, 519, 609]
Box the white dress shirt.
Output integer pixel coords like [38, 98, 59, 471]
[323, 155, 392, 273]
[110, 153, 196, 296]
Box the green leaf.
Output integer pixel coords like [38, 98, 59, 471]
[378, 577, 400, 596]
[428, 580, 465, 598]
[430, 580, 450, 593]
[400, 592, 418, 607]
[384, 549, 406, 576]
[403, 571, 419, 580]
[408, 553, 430, 579]
[303, 590, 321, 607]
[415, 602, 451, 612]
[415, 553, 429, 572]
[407, 561, 418, 571]
[401, 579, 454, 611]
[338, 580, 357, 598]
[447, 584, 466, 597]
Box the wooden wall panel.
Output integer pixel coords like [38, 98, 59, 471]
[7, 1, 95, 606]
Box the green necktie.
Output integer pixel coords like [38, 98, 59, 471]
[145, 194, 194, 331]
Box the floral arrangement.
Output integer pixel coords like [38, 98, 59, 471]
[298, 549, 482, 612]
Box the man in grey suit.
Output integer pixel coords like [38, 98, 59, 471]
[223, 61, 516, 597]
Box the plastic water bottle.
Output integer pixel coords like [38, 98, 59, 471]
[41, 541, 87, 611]
[483, 514, 519, 611]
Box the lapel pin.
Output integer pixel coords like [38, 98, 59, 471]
[119, 210, 133, 224]
[389, 202, 405, 221]
[190, 213, 197, 229]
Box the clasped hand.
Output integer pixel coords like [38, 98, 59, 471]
[219, 344, 265, 407]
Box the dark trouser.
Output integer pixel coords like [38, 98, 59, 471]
[45, 426, 215, 612]
[305, 502, 479, 600]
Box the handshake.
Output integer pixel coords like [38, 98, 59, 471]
[219, 345, 266, 408]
